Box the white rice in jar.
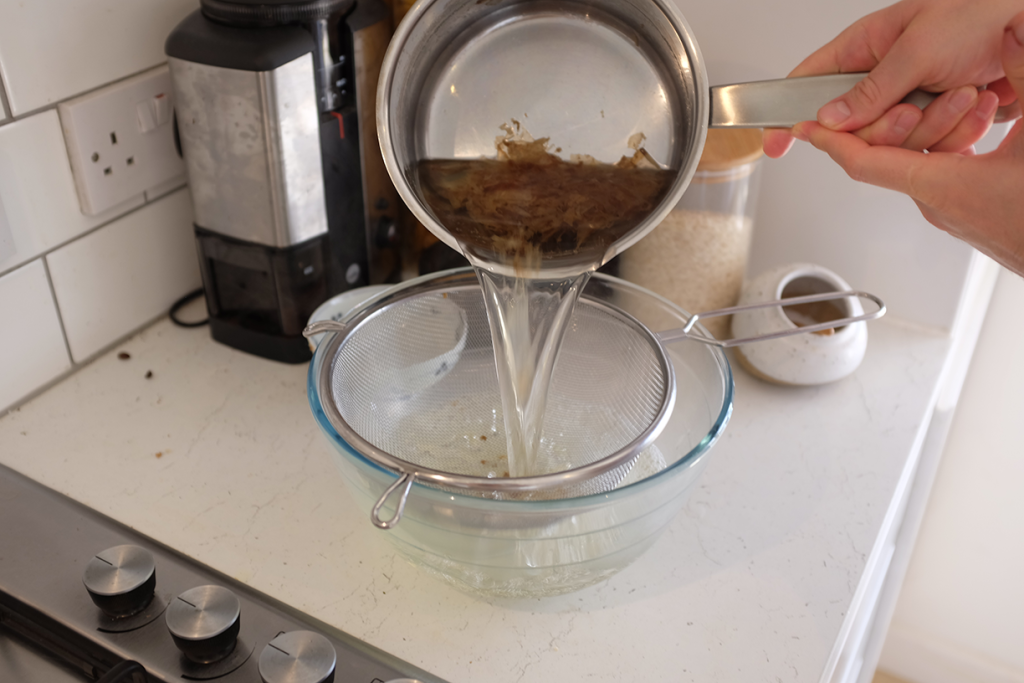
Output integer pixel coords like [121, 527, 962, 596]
[618, 129, 763, 341]
[619, 210, 753, 339]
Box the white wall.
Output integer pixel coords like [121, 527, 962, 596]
[878, 269, 1024, 683]
[0, 0, 201, 412]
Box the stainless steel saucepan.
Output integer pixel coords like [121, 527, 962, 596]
[376, 0, 1011, 275]
[373, 1, 908, 271]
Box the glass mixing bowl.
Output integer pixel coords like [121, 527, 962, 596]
[307, 271, 733, 597]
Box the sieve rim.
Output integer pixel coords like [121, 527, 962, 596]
[306, 270, 735, 507]
[313, 268, 677, 495]
[309, 368, 733, 508]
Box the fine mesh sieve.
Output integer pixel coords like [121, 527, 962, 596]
[306, 269, 885, 528]
[308, 270, 677, 527]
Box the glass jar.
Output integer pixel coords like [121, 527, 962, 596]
[619, 129, 763, 340]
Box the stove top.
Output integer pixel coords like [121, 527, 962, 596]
[0, 463, 444, 683]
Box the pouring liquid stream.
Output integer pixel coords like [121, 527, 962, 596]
[418, 134, 675, 477]
[472, 267, 589, 477]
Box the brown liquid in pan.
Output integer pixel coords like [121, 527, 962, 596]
[417, 137, 675, 273]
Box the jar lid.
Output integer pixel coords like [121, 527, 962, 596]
[697, 129, 764, 172]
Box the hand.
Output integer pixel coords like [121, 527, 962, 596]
[789, 21, 1024, 277]
[764, 0, 1023, 158]
[840, 86, 1000, 154]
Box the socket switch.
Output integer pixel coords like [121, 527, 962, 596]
[59, 66, 185, 216]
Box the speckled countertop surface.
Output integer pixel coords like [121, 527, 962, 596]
[0, 310, 959, 682]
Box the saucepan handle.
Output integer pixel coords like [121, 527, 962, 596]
[710, 72, 1016, 128]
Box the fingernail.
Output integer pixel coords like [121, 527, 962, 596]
[791, 123, 809, 142]
[893, 110, 918, 136]
[819, 100, 852, 128]
[1014, 18, 1024, 46]
[975, 94, 999, 120]
[949, 87, 975, 113]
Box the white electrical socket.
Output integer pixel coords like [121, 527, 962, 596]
[59, 66, 185, 216]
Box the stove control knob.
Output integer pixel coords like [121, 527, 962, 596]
[259, 631, 337, 683]
[166, 586, 241, 664]
[83, 545, 156, 618]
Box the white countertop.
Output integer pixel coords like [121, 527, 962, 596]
[0, 301, 970, 683]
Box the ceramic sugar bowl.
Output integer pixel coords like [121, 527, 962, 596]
[731, 263, 868, 385]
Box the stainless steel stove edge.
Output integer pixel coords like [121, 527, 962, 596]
[0, 462, 447, 683]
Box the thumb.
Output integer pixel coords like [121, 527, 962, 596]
[1002, 12, 1024, 105]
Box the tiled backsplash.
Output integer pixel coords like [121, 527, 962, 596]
[0, 260, 72, 412]
[0, 77, 9, 121]
[0, 191, 13, 263]
[0, 111, 147, 275]
[0, 0, 196, 116]
[0, 0, 201, 413]
[48, 190, 199, 362]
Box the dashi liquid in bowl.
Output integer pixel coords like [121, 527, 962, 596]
[307, 271, 733, 597]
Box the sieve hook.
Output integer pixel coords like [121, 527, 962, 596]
[371, 473, 415, 529]
[655, 291, 886, 348]
[303, 320, 348, 338]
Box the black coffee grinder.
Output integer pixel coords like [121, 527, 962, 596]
[166, 0, 398, 363]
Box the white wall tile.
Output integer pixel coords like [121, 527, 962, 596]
[0, 188, 12, 264]
[0, 0, 197, 116]
[47, 189, 200, 362]
[145, 175, 188, 203]
[0, 111, 145, 276]
[0, 259, 72, 413]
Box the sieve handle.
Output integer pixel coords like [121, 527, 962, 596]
[371, 473, 414, 530]
[710, 73, 1018, 128]
[655, 291, 886, 348]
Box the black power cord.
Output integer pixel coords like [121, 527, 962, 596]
[169, 288, 209, 328]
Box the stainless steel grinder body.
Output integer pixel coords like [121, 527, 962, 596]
[166, 0, 398, 363]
